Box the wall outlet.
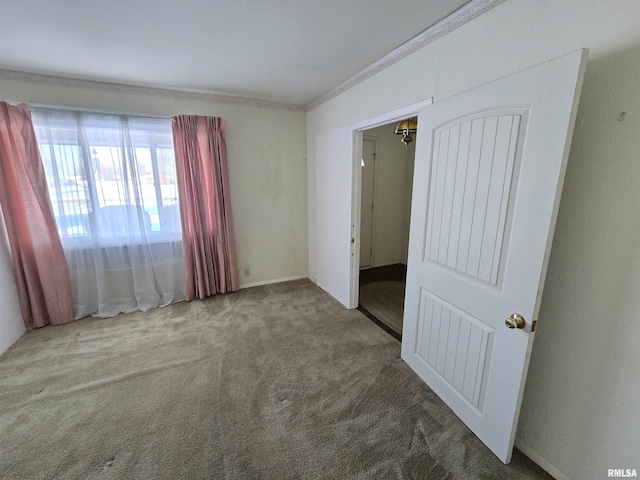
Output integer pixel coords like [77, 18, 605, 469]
[244, 268, 251, 277]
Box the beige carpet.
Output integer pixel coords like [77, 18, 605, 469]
[0, 279, 550, 479]
[359, 281, 405, 335]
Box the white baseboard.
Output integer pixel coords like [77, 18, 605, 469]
[515, 439, 572, 480]
[238, 275, 309, 290]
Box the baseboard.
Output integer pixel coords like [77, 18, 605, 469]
[515, 439, 572, 480]
[238, 275, 309, 290]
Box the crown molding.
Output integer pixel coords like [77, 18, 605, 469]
[306, 0, 508, 112]
[0, 0, 505, 114]
[0, 69, 306, 112]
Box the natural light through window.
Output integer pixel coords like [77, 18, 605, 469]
[31, 109, 180, 243]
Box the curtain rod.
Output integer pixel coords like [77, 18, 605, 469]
[27, 103, 172, 120]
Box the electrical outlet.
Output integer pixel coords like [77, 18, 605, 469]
[244, 268, 251, 277]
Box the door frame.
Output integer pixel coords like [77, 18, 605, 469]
[348, 98, 433, 308]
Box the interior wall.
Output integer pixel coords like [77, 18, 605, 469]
[307, 1, 640, 478]
[516, 45, 640, 479]
[362, 125, 412, 268]
[0, 75, 308, 354]
[401, 142, 416, 264]
[0, 212, 26, 356]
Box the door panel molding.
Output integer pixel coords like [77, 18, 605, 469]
[424, 108, 528, 290]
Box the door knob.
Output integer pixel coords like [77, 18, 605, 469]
[505, 313, 526, 329]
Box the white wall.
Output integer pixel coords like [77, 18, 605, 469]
[401, 142, 416, 264]
[0, 74, 308, 353]
[363, 125, 413, 267]
[0, 213, 26, 356]
[516, 45, 640, 478]
[307, 1, 640, 478]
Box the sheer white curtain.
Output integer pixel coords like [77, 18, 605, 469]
[31, 108, 185, 319]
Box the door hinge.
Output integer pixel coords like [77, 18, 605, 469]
[531, 320, 537, 332]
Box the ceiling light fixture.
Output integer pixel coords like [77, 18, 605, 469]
[394, 117, 418, 145]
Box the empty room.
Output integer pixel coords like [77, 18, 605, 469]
[1, 1, 638, 479]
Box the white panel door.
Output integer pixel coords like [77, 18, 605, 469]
[402, 50, 588, 463]
[315, 125, 354, 307]
[359, 138, 376, 268]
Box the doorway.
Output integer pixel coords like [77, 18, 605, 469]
[357, 122, 416, 340]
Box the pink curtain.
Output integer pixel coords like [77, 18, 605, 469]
[0, 102, 73, 329]
[172, 115, 239, 300]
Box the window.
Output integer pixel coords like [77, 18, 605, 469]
[31, 107, 186, 319]
[31, 108, 181, 245]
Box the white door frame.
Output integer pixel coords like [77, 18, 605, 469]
[348, 98, 433, 308]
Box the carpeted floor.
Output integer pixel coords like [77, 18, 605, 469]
[359, 281, 405, 336]
[359, 264, 407, 340]
[0, 279, 551, 479]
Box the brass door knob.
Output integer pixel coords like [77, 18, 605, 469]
[505, 313, 526, 329]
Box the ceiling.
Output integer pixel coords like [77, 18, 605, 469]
[0, 0, 472, 107]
